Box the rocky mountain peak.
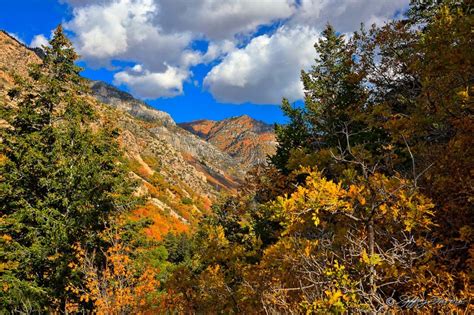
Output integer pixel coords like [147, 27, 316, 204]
[179, 115, 277, 170]
[90, 80, 176, 127]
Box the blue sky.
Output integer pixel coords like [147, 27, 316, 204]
[1, 0, 408, 124]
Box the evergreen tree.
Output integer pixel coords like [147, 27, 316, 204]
[0, 25, 137, 312]
[272, 25, 376, 177]
[270, 98, 310, 173]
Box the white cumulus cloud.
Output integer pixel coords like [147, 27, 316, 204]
[65, 0, 193, 97]
[65, 0, 190, 67]
[30, 34, 49, 48]
[203, 0, 409, 104]
[61, 0, 409, 103]
[204, 26, 319, 104]
[114, 64, 189, 99]
[155, 0, 296, 40]
[292, 0, 408, 31]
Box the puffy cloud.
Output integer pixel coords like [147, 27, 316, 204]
[61, 0, 409, 103]
[65, 0, 194, 97]
[65, 0, 190, 67]
[65, 0, 150, 59]
[113, 64, 189, 98]
[292, 0, 409, 32]
[29, 34, 49, 48]
[204, 26, 319, 104]
[203, 0, 409, 104]
[155, 0, 296, 40]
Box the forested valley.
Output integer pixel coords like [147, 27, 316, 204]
[1, 1, 472, 313]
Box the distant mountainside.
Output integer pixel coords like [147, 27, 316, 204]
[180, 115, 277, 170]
[0, 30, 244, 239]
[90, 80, 242, 185]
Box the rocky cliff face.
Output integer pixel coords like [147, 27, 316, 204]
[90, 81, 176, 127]
[180, 115, 277, 170]
[0, 30, 243, 239]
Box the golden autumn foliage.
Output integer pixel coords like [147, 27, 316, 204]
[162, 3, 473, 313]
[66, 231, 161, 314]
[275, 169, 434, 235]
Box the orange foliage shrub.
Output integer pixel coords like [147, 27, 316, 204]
[66, 237, 160, 314]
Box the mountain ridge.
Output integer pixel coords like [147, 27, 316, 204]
[179, 115, 277, 169]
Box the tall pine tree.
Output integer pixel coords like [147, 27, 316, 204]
[272, 25, 374, 177]
[0, 25, 137, 312]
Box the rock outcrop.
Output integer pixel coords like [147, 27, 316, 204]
[180, 115, 277, 170]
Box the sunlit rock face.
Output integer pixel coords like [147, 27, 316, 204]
[180, 115, 277, 171]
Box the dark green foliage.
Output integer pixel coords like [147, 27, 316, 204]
[0, 25, 137, 312]
[270, 98, 310, 173]
[181, 197, 193, 205]
[406, 0, 470, 25]
[272, 25, 378, 177]
[163, 232, 193, 264]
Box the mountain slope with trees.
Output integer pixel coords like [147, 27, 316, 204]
[0, 26, 238, 312]
[0, 29, 245, 239]
[1, 26, 143, 311]
[0, 0, 472, 313]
